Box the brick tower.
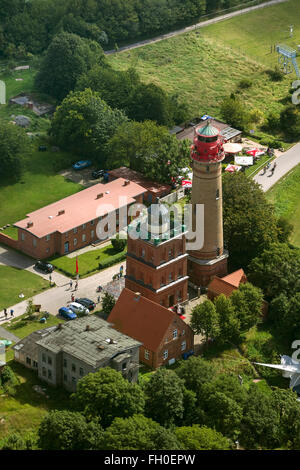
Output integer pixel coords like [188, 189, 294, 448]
[188, 121, 228, 286]
[125, 206, 189, 308]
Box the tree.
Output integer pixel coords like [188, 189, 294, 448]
[49, 88, 127, 159]
[269, 293, 300, 342]
[0, 121, 29, 181]
[190, 300, 220, 345]
[220, 94, 250, 131]
[72, 368, 145, 427]
[103, 414, 181, 450]
[176, 356, 216, 400]
[35, 32, 105, 100]
[203, 391, 243, 439]
[222, 172, 279, 270]
[214, 294, 240, 344]
[276, 216, 294, 243]
[280, 105, 300, 141]
[102, 292, 116, 316]
[240, 384, 280, 449]
[248, 243, 300, 300]
[272, 388, 300, 449]
[104, 120, 190, 183]
[126, 82, 173, 125]
[111, 234, 127, 252]
[176, 425, 230, 450]
[230, 283, 263, 332]
[37, 410, 104, 450]
[143, 369, 185, 427]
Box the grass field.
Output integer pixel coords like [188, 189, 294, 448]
[266, 163, 300, 247]
[2, 312, 63, 339]
[108, 0, 299, 133]
[0, 266, 49, 311]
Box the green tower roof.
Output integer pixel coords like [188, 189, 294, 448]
[196, 122, 219, 137]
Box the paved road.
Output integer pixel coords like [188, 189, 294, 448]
[0, 327, 19, 342]
[105, 0, 288, 55]
[253, 143, 300, 192]
[0, 261, 125, 323]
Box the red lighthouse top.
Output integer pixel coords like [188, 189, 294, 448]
[191, 121, 225, 163]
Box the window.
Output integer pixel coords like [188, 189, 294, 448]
[168, 249, 173, 259]
[169, 272, 173, 282]
[72, 377, 76, 384]
[82, 234, 86, 242]
[72, 364, 76, 372]
[63, 359, 67, 368]
[63, 374, 67, 382]
[48, 369, 52, 379]
[74, 227, 78, 234]
[46, 234, 51, 241]
[91, 230, 95, 239]
[141, 248, 145, 258]
[163, 350, 168, 360]
[26, 356, 31, 365]
[79, 367, 84, 377]
[216, 189, 220, 200]
[144, 350, 149, 360]
[48, 356, 52, 365]
[122, 362, 127, 370]
[32, 238, 37, 247]
[91, 219, 95, 226]
[46, 248, 50, 254]
[82, 224, 86, 230]
[178, 268, 183, 278]
[182, 329, 185, 336]
[33, 361, 38, 368]
[177, 290, 182, 302]
[74, 238, 77, 246]
[65, 232, 69, 238]
[173, 329, 178, 339]
[42, 353, 46, 363]
[21, 233, 25, 241]
[181, 341, 186, 351]
[42, 367, 46, 377]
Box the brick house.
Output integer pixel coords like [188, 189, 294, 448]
[13, 178, 145, 259]
[108, 167, 171, 203]
[108, 288, 194, 369]
[13, 316, 141, 392]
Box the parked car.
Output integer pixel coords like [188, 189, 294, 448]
[92, 169, 105, 179]
[58, 307, 77, 320]
[35, 260, 54, 273]
[72, 160, 92, 171]
[75, 298, 96, 311]
[69, 302, 89, 316]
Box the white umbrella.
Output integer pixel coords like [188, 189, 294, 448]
[223, 143, 243, 154]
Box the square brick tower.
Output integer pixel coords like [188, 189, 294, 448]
[125, 207, 189, 308]
[188, 121, 228, 286]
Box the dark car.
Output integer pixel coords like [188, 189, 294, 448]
[58, 307, 77, 320]
[75, 298, 96, 311]
[92, 169, 105, 179]
[35, 260, 54, 273]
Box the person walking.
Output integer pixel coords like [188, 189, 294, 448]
[75, 281, 78, 291]
[71, 294, 75, 302]
[69, 280, 73, 290]
[4, 308, 7, 320]
[97, 295, 101, 304]
[10, 309, 14, 317]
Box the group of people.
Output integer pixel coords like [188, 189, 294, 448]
[69, 280, 78, 291]
[262, 161, 277, 176]
[2, 308, 14, 320]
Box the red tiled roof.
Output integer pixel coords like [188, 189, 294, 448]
[207, 269, 247, 297]
[222, 269, 246, 288]
[14, 178, 146, 238]
[108, 288, 183, 351]
[109, 167, 171, 195]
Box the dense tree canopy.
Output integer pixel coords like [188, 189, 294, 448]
[72, 368, 145, 428]
[222, 172, 279, 270]
[50, 88, 128, 159]
[38, 411, 103, 450]
[103, 414, 181, 450]
[35, 32, 105, 100]
[175, 425, 230, 450]
[0, 121, 29, 182]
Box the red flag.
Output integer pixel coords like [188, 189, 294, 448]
[76, 256, 79, 274]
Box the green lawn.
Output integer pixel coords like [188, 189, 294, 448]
[108, 0, 299, 141]
[0, 265, 49, 311]
[2, 312, 63, 340]
[266, 163, 300, 247]
[50, 243, 127, 278]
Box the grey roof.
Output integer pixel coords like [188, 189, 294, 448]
[36, 316, 141, 367]
[13, 326, 57, 357]
[15, 115, 31, 127]
[221, 126, 242, 140]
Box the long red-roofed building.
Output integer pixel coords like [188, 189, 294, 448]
[13, 178, 146, 259]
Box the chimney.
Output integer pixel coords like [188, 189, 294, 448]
[134, 292, 141, 301]
[57, 209, 65, 216]
[96, 193, 104, 199]
[85, 325, 90, 331]
[27, 221, 33, 228]
[123, 180, 130, 186]
[57, 323, 63, 330]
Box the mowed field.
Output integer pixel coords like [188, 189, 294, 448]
[108, 0, 300, 118]
[267, 163, 300, 247]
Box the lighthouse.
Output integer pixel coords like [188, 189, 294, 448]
[188, 121, 228, 287]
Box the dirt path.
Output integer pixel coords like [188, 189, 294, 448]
[105, 0, 288, 55]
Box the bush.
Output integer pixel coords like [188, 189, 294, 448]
[111, 235, 127, 253]
[98, 251, 126, 269]
[266, 66, 284, 82]
[237, 78, 252, 89]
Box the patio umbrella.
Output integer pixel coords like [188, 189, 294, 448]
[223, 143, 243, 154]
[225, 164, 241, 173]
[181, 180, 192, 188]
[246, 148, 265, 157]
